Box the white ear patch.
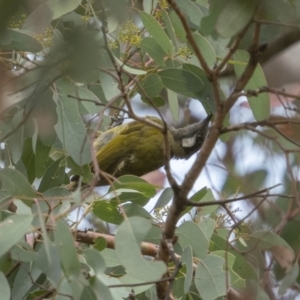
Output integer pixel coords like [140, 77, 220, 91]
[182, 136, 196, 148]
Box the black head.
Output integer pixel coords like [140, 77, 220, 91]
[170, 113, 212, 159]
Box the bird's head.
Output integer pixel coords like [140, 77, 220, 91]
[169, 113, 212, 159]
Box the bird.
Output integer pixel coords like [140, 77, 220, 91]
[70, 113, 212, 187]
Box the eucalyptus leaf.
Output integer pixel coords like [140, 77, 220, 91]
[93, 201, 123, 224]
[216, 0, 259, 38]
[0, 272, 10, 300]
[174, 0, 203, 28]
[181, 246, 193, 293]
[159, 68, 204, 98]
[54, 220, 81, 279]
[115, 217, 166, 282]
[140, 11, 173, 54]
[139, 73, 163, 99]
[233, 50, 270, 121]
[46, 0, 80, 20]
[54, 79, 91, 166]
[0, 214, 33, 258]
[141, 37, 166, 67]
[176, 221, 208, 259]
[38, 158, 66, 192]
[195, 254, 227, 300]
[0, 168, 35, 201]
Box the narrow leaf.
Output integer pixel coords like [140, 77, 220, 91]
[233, 50, 270, 121]
[54, 220, 81, 278]
[140, 11, 173, 54]
[174, 0, 203, 28]
[54, 79, 91, 166]
[181, 246, 193, 293]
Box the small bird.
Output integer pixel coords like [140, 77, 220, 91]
[71, 113, 212, 187]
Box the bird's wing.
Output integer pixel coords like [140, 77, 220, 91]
[93, 124, 142, 175]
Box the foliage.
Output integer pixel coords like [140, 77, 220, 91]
[0, 0, 300, 299]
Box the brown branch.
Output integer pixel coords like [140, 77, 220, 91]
[74, 230, 159, 257]
[186, 184, 281, 207]
[245, 86, 300, 101]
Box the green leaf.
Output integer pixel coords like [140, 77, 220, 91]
[176, 221, 209, 259]
[159, 68, 204, 98]
[162, 10, 178, 50]
[115, 217, 166, 281]
[141, 37, 166, 67]
[233, 50, 270, 121]
[76, 85, 102, 115]
[146, 96, 165, 107]
[54, 220, 81, 278]
[181, 246, 193, 293]
[213, 250, 245, 290]
[190, 33, 216, 68]
[35, 241, 62, 288]
[278, 263, 299, 295]
[169, 10, 186, 41]
[143, 0, 158, 14]
[174, 0, 203, 28]
[189, 186, 208, 202]
[114, 56, 147, 75]
[0, 29, 42, 52]
[11, 241, 37, 262]
[38, 158, 66, 193]
[0, 214, 33, 257]
[122, 203, 153, 220]
[110, 175, 157, 199]
[199, 218, 215, 241]
[216, 0, 259, 38]
[54, 78, 91, 166]
[211, 233, 258, 280]
[0, 272, 10, 300]
[84, 249, 116, 300]
[195, 254, 227, 300]
[140, 11, 173, 54]
[23, 2, 52, 34]
[11, 262, 41, 300]
[35, 138, 51, 179]
[139, 73, 163, 99]
[247, 231, 294, 270]
[7, 110, 24, 165]
[20, 138, 35, 184]
[0, 190, 12, 210]
[108, 189, 151, 207]
[153, 187, 173, 209]
[101, 248, 120, 267]
[167, 89, 179, 122]
[67, 157, 93, 183]
[184, 187, 218, 216]
[99, 53, 119, 101]
[0, 168, 35, 201]
[94, 237, 107, 252]
[46, 0, 80, 20]
[93, 201, 123, 224]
